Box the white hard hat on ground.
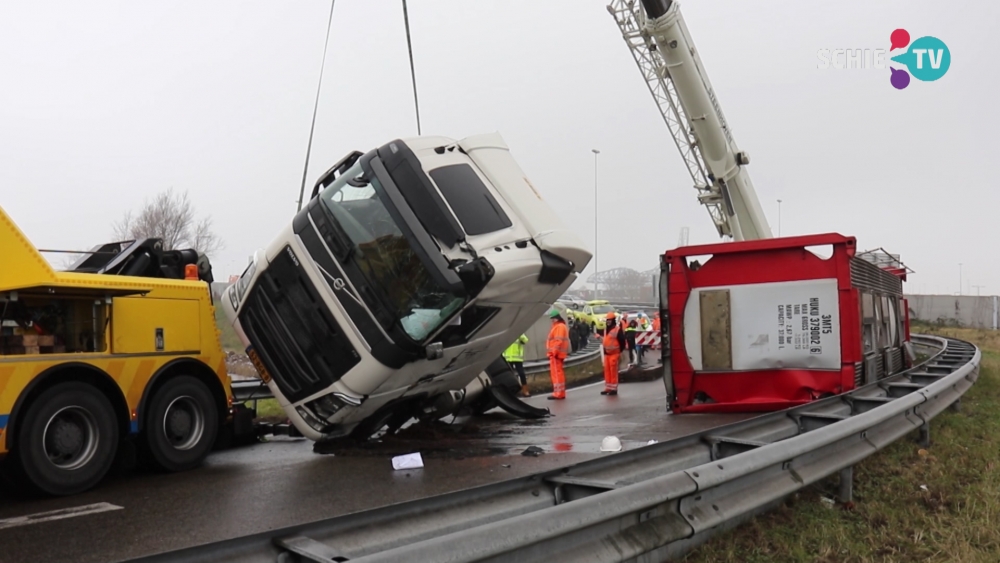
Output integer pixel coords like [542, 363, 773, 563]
[600, 435, 623, 452]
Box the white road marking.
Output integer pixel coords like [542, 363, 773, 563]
[575, 414, 613, 421]
[0, 502, 123, 530]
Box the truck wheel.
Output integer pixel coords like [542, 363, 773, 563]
[142, 376, 218, 472]
[11, 382, 119, 496]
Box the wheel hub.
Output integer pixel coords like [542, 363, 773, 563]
[162, 396, 205, 451]
[48, 419, 83, 459]
[167, 409, 192, 438]
[43, 406, 99, 470]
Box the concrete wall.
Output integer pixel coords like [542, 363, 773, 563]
[510, 312, 594, 362]
[211, 281, 232, 299]
[905, 294, 999, 330]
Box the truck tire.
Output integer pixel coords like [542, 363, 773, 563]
[471, 394, 498, 415]
[142, 376, 218, 472]
[11, 382, 119, 496]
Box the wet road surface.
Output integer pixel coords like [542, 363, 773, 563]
[0, 380, 750, 563]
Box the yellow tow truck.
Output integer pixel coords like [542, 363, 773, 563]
[0, 205, 250, 495]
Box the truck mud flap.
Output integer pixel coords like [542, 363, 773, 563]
[487, 385, 550, 419]
[484, 356, 520, 390]
[482, 355, 549, 419]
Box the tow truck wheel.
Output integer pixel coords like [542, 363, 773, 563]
[11, 382, 119, 496]
[142, 376, 218, 472]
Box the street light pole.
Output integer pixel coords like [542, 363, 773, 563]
[958, 263, 963, 296]
[776, 199, 782, 237]
[592, 149, 600, 300]
[972, 284, 985, 296]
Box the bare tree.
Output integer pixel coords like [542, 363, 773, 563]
[113, 189, 224, 257]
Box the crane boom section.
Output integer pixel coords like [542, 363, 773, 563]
[610, 0, 772, 241]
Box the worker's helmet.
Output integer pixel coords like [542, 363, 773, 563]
[605, 312, 616, 320]
[600, 435, 623, 452]
[548, 309, 561, 319]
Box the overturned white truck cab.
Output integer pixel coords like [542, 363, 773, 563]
[222, 133, 591, 442]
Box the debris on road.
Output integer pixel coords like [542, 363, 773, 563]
[521, 446, 544, 457]
[600, 436, 623, 452]
[392, 452, 424, 470]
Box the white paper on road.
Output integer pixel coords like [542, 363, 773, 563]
[392, 452, 424, 470]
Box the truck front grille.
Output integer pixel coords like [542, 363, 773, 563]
[239, 246, 361, 403]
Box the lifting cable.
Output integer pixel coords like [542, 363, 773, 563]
[402, 0, 422, 135]
[296, 0, 337, 212]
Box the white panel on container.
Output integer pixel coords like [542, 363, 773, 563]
[683, 294, 703, 370]
[683, 279, 841, 372]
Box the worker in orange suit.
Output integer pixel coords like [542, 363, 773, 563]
[601, 312, 626, 396]
[546, 309, 570, 400]
[652, 312, 661, 332]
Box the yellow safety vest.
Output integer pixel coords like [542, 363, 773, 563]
[503, 334, 528, 363]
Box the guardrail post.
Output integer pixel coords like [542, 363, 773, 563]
[838, 466, 853, 503]
[918, 422, 931, 447]
[950, 398, 961, 412]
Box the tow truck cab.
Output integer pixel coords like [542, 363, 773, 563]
[222, 133, 591, 440]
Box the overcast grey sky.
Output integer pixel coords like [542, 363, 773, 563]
[1, 1, 996, 295]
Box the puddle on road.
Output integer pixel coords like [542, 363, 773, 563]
[323, 420, 518, 459]
[312, 409, 658, 459]
[317, 416, 616, 459]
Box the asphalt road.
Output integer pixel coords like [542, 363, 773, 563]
[0, 380, 750, 563]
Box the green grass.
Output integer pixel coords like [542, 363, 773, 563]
[214, 305, 243, 352]
[683, 327, 1000, 563]
[247, 398, 287, 422]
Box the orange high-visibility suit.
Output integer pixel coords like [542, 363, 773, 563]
[602, 323, 622, 393]
[652, 315, 661, 332]
[546, 319, 571, 399]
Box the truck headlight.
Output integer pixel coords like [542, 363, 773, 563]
[295, 406, 333, 433]
[332, 392, 362, 406]
[307, 394, 350, 421]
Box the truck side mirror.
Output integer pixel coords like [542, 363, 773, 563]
[425, 342, 444, 360]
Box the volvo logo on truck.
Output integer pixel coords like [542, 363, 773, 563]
[285, 247, 300, 267]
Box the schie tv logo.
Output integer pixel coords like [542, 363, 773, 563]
[817, 28, 950, 90]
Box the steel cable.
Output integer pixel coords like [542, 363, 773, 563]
[296, 0, 337, 212]
[402, 0, 421, 135]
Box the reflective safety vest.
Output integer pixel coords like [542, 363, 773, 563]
[503, 334, 528, 363]
[652, 317, 661, 331]
[547, 321, 570, 359]
[603, 326, 621, 355]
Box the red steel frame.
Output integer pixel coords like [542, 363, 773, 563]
[662, 233, 863, 413]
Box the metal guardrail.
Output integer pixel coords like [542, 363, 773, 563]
[230, 343, 603, 403]
[524, 341, 601, 375]
[129, 334, 978, 563]
[229, 378, 271, 403]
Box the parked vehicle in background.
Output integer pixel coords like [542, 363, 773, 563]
[582, 300, 616, 331]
